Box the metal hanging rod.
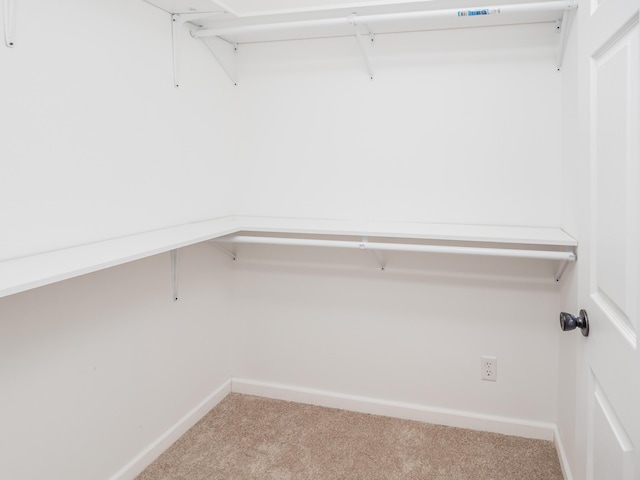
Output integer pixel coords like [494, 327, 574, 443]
[217, 235, 577, 262]
[191, 1, 574, 40]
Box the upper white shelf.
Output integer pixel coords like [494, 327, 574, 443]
[147, 0, 572, 43]
[142, 0, 575, 86]
[143, 0, 576, 87]
[197, 2, 570, 44]
[0, 215, 576, 299]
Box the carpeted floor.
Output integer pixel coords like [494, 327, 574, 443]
[136, 393, 564, 480]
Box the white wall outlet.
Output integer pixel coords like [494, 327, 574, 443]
[481, 355, 497, 381]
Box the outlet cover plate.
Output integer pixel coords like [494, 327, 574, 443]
[481, 355, 497, 381]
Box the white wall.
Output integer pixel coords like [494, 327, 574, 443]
[231, 244, 562, 426]
[235, 23, 562, 227]
[0, 0, 237, 261]
[0, 243, 233, 480]
[0, 1, 236, 478]
[0, 6, 570, 478]
[230, 22, 565, 429]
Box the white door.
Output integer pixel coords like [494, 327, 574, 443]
[577, 0, 640, 477]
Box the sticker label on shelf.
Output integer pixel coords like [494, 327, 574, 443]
[458, 8, 501, 16]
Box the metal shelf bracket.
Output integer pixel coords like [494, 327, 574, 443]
[554, 255, 575, 282]
[171, 249, 179, 301]
[3, 0, 17, 47]
[172, 14, 187, 88]
[349, 16, 375, 79]
[361, 237, 386, 270]
[556, 1, 576, 70]
[199, 36, 238, 85]
[210, 241, 237, 261]
[172, 12, 226, 87]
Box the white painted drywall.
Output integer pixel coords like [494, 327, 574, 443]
[0, 2, 237, 478]
[0, 5, 572, 478]
[235, 23, 562, 227]
[231, 244, 562, 425]
[0, 243, 233, 480]
[0, 0, 237, 261]
[228, 22, 565, 430]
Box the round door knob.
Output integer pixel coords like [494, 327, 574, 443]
[559, 309, 589, 337]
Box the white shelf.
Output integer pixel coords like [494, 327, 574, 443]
[188, 1, 572, 45]
[0, 215, 576, 299]
[236, 216, 577, 246]
[0, 218, 238, 299]
[144, 0, 576, 87]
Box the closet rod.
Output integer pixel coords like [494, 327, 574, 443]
[192, 0, 574, 39]
[218, 235, 576, 262]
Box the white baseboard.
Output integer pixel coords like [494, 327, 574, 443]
[553, 426, 574, 480]
[109, 379, 231, 480]
[109, 377, 564, 480]
[231, 378, 555, 441]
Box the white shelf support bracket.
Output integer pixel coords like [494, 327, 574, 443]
[349, 17, 375, 80]
[172, 14, 187, 88]
[172, 12, 226, 87]
[171, 249, 179, 301]
[3, 0, 17, 47]
[370, 249, 386, 271]
[554, 252, 576, 282]
[359, 237, 385, 270]
[556, 1, 576, 71]
[555, 260, 569, 282]
[199, 36, 238, 85]
[210, 241, 237, 261]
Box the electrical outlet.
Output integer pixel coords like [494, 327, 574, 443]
[481, 356, 497, 381]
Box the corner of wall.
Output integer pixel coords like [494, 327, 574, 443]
[556, 5, 582, 478]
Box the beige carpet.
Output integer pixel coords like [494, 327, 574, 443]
[136, 393, 564, 480]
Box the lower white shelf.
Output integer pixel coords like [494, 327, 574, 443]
[216, 223, 577, 282]
[0, 216, 577, 299]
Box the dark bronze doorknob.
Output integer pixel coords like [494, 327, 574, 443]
[559, 310, 589, 337]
